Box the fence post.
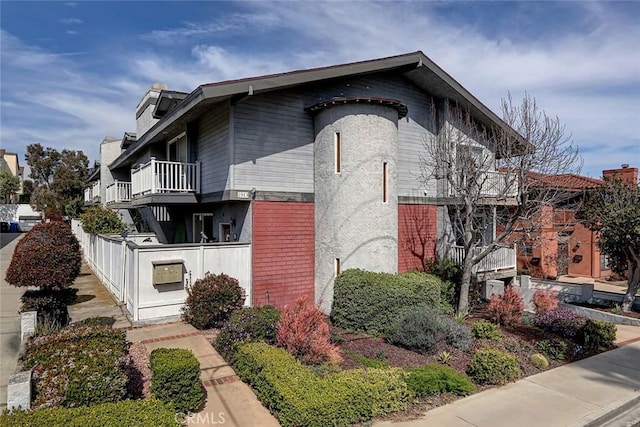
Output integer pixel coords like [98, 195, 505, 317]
[150, 157, 156, 194]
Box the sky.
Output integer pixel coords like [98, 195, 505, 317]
[1, 1, 638, 179]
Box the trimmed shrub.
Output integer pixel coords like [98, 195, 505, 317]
[535, 339, 568, 361]
[182, 273, 245, 329]
[0, 398, 179, 427]
[214, 305, 281, 360]
[387, 305, 471, 354]
[21, 325, 128, 409]
[277, 295, 342, 365]
[532, 289, 559, 314]
[80, 206, 126, 235]
[534, 307, 588, 339]
[150, 348, 203, 414]
[579, 319, 617, 353]
[486, 286, 525, 326]
[20, 288, 78, 327]
[5, 222, 81, 290]
[405, 364, 476, 397]
[530, 353, 549, 369]
[331, 269, 453, 335]
[233, 342, 410, 427]
[471, 320, 503, 340]
[467, 348, 522, 385]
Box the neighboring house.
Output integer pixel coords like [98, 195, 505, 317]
[88, 51, 520, 313]
[512, 165, 638, 280]
[0, 149, 24, 203]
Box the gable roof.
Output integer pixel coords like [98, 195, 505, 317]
[531, 172, 604, 191]
[110, 51, 527, 169]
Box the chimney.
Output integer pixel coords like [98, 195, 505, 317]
[136, 83, 168, 138]
[602, 164, 638, 186]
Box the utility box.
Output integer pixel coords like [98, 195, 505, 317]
[152, 260, 184, 285]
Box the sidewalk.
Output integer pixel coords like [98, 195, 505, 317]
[0, 234, 23, 409]
[375, 328, 640, 427]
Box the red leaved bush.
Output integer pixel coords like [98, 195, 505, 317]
[5, 222, 81, 290]
[487, 286, 524, 326]
[533, 289, 559, 314]
[277, 295, 342, 365]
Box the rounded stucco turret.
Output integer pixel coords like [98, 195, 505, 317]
[308, 97, 407, 313]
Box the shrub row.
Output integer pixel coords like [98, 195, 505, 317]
[331, 269, 453, 335]
[80, 206, 126, 235]
[0, 398, 179, 427]
[387, 305, 471, 353]
[405, 364, 476, 397]
[214, 305, 281, 360]
[182, 273, 245, 329]
[150, 348, 203, 414]
[5, 222, 81, 290]
[535, 307, 616, 351]
[21, 325, 128, 409]
[233, 342, 410, 427]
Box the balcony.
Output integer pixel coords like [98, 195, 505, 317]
[448, 171, 518, 198]
[105, 181, 132, 205]
[131, 158, 200, 205]
[84, 180, 101, 204]
[450, 243, 517, 278]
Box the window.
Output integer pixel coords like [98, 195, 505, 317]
[335, 258, 341, 277]
[334, 132, 341, 173]
[600, 253, 611, 271]
[220, 223, 232, 242]
[382, 162, 388, 203]
[193, 213, 213, 243]
[520, 243, 533, 255]
[168, 132, 188, 162]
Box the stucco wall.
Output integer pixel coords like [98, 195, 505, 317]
[313, 103, 399, 313]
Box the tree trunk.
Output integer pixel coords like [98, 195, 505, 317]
[457, 261, 474, 315]
[621, 263, 640, 312]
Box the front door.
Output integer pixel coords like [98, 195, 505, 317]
[193, 214, 214, 243]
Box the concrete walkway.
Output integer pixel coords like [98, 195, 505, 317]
[376, 328, 640, 427]
[0, 233, 23, 409]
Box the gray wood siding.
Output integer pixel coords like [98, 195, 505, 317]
[233, 91, 315, 193]
[197, 102, 231, 194]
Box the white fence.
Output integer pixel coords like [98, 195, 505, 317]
[131, 158, 201, 197]
[105, 181, 132, 204]
[450, 244, 517, 274]
[71, 220, 251, 324]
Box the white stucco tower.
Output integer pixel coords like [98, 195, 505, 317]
[308, 97, 407, 312]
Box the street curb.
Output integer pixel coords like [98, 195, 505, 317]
[571, 391, 640, 427]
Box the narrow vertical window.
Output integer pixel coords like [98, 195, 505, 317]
[334, 132, 341, 173]
[382, 162, 388, 203]
[335, 258, 341, 277]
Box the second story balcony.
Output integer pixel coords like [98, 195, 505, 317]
[105, 181, 132, 205]
[447, 171, 518, 199]
[84, 180, 101, 205]
[450, 243, 517, 279]
[131, 158, 200, 205]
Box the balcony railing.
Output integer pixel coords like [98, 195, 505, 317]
[450, 243, 517, 274]
[105, 181, 132, 204]
[131, 158, 200, 197]
[448, 171, 518, 198]
[84, 180, 101, 203]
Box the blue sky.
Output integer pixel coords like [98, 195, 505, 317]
[1, 1, 638, 178]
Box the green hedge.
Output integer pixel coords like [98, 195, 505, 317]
[234, 342, 410, 427]
[331, 269, 452, 335]
[0, 398, 178, 427]
[150, 348, 203, 414]
[405, 364, 476, 397]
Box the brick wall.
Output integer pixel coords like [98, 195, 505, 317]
[398, 204, 437, 273]
[252, 201, 315, 309]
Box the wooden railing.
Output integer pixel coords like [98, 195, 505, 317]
[84, 180, 101, 202]
[450, 243, 517, 273]
[448, 171, 518, 198]
[105, 181, 132, 204]
[131, 158, 200, 197]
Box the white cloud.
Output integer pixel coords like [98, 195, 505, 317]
[60, 18, 83, 25]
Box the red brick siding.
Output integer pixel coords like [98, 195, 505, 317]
[252, 201, 315, 309]
[398, 204, 437, 273]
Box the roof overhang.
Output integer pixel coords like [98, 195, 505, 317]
[110, 51, 530, 170]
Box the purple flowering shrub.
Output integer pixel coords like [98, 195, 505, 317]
[534, 307, 588, 339]
[21, 325, 128, 409]
[214, 305, 281, 360]
[182, 273, 246, 329]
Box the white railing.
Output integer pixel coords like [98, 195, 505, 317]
[450, 243, 517, 273]
[70, 220, 251, 323]
[448, 171, 517, 198]
[106, 181, 132, 204]
[131, 158, 200, 197]
[84, 180, 101, 202]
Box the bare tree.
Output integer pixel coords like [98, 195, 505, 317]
[421, 93, 582, 314]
